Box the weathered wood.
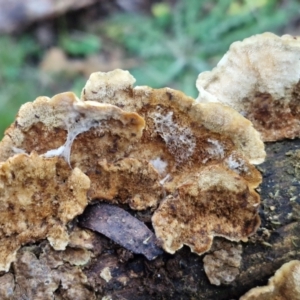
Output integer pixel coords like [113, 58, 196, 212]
[0, 139, 300, 299]
[82, 139, 300, 299]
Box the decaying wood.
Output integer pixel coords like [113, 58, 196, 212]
[0, 140, 300, 299]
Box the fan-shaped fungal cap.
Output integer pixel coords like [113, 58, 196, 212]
[152, 165, 260, 255]
[0, 69, 265, 261]
[240, 260, 300, 300]
[81, 69, 264, 255]
[0, 152, 90, 272]
[0, 92, 145, 164]
[0, 92, 152, 209]
[196, 33, 300, 142]
[82, 69, 265, 166]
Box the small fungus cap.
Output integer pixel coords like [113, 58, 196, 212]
[82, 68, 136, 102]
[0, 92, 145, 164]
[0, 93, 158, 210]
[203, 239, 243, 286]
[196, 32, 300, 142]
[0, 153, 90, 271]
[152, 165, 260, 255]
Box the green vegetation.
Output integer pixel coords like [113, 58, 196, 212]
[0, 0, 299, 138]
[102, 0, 299, 96]
[0, 36, 44, 135]
[59, 31, 102, 56]
[0, 35, 87, 138]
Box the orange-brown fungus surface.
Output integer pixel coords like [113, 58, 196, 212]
[81, 69, 265, 255]
[0, 69, 266, 260]
[0, 92, 145, 164]
[196, 33, 300, 142]
[152, 166, 260, 254]
[0, 153, 90, 271]
[0, 93, 160, 210]
[88, 158, 163, 210]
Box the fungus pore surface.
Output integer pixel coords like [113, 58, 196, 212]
[196, 33, 300, 142]
[0, 93, 164, 210]
[0, 69, 266, 259]
[81, 69, 265, 255]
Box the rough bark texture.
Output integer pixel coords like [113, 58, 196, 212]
[0, 139, 300, 299]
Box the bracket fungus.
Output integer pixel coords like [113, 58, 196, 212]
[0, 152, 90, 272]
[0, 92, 163, 211]
[81, 69, 265, 255]
[0, 68, 266, 271]
[0, 91, 145, 164]
[152, 165, 260, 254]
[203, 239, 243, 286]
[196, 33, 300, 142]
[240, 260, 300, 300]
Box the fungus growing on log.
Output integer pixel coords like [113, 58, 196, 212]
[203, 239, 243, 286]
[196, 33, 300, 142]
[152, 165, 260, 255]
[82, 69, 265, 165]
[0, 153, 90, 272]
[0, 92, 145, 164]
[0, 69, 266, 267]
[0, 93, 162, 210]
[82, 69, 265, 255]
[240, 260, 300, 300]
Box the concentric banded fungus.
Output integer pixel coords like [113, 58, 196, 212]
[0, 93, 162, 210]
[0, 69, 265, 261]
[152, 166, 260, 255]
[0, 92, 145, 164]
[196, 33, 300, 142]
[240, 260, 300, 300]
[88, 158, 162, 210]
[81, 69, 265, 255]
[0, 153, 90, 271]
